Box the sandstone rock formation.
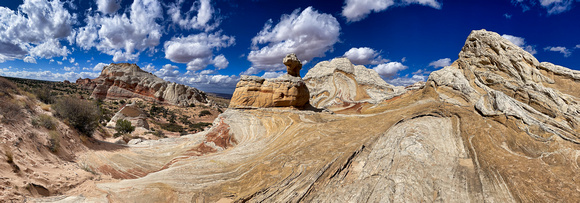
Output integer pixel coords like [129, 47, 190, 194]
[106, 102, 149, 130]
[229, 54, 309, 108]
[284, 53, 302, 77]
[77, 63, 209, 107]
[304, 58, 404, 109]
[32, 30, 580, 202]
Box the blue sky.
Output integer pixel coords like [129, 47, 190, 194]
[0, 0, 579, 94]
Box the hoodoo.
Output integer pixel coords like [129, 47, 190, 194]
[229, 54, 310, 108]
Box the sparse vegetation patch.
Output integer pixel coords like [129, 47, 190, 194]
[53, 97, 100, 136]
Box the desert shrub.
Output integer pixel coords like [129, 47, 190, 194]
[151, 129, 165, 138]
[179, 115, 192, 125]
[53, 97, 100, 136]
[120, 100, 126, 105]
[149, 103, 167, 117]
[0, 98, 21, 123]
[217, 108, 223, 113]
[198, 110, 212, 117]
[34, 88, 55, 104]
[169, 114, 176, 124]
[48, 131, 60, 153]
[160, 123, 184, 132]
[32, 114, 56, 130]
[115, 119, 135, 134]
[96, 100, 112, 124]
[5, 150, 14, 164]
[0, 77, 18, 97]
[189, 122, 212, 131]
[188, 103, 196, 107]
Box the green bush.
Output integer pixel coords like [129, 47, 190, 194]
[198, 110, 212, 117]
[115, 119, 135, 134]
[189, 122, 212, 131]
[160, 123, 184, 132]
[32, 114, 56, 130]
[53, 97, 100, 136]
[151, 129, 165, 138]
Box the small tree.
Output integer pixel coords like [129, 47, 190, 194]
[115, 119, 135, 134]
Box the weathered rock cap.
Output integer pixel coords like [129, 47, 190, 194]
[283, 53, 302, 77]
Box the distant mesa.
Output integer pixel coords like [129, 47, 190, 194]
[76, 63, 209, 107]
[229, 53, 310, 108]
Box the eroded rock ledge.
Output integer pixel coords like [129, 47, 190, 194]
[229, 54, 310, 108]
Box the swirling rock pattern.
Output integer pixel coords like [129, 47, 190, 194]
[47, 30, 580, 202]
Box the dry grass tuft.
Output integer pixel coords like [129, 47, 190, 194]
[40, 104, 51, 111]
[0, 98, 22, 123]
[48, 130, 60, 153]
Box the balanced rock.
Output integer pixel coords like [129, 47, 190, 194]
[283, 53, 302, 77]
[229, 54, 309, 108]
[78, 63, 209, 107]
[304, 58, 403, 108]
[106, 102, 149, 130]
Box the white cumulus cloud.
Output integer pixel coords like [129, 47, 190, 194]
[501, 34, 537, 55]
[248, 7, 340, 72]
[0, 69, 100, 82]
[142, 63, 156, 73]
[544, 46, 572, 57]
[342, 0, 441, 22]
[164, 32, 234, 71]
[262, 71, 284, 79]
[155, 64, 181, 78]
[23, 56, 37, 64]
[343, 47, 388, 65]
[93, 62, 109, 72]
[97, 0, 121, 14]
[428, 58, 451, 68]
[373, 62, 407, 78]
[76, 0, 163, 62]
[0, 0, 74, 62]
[168, 0, 219, 31]
[386, 74, 426, 86]
[512, 0, 576, 15]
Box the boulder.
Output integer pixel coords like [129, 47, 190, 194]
[106, 102, 149, 130]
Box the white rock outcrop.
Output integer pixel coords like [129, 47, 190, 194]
[304, 58, 404, 108]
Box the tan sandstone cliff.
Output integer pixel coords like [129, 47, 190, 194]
[33, 29, 580, 202]
[229, 54, 310, 108]
[77, 63, 209, 107]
